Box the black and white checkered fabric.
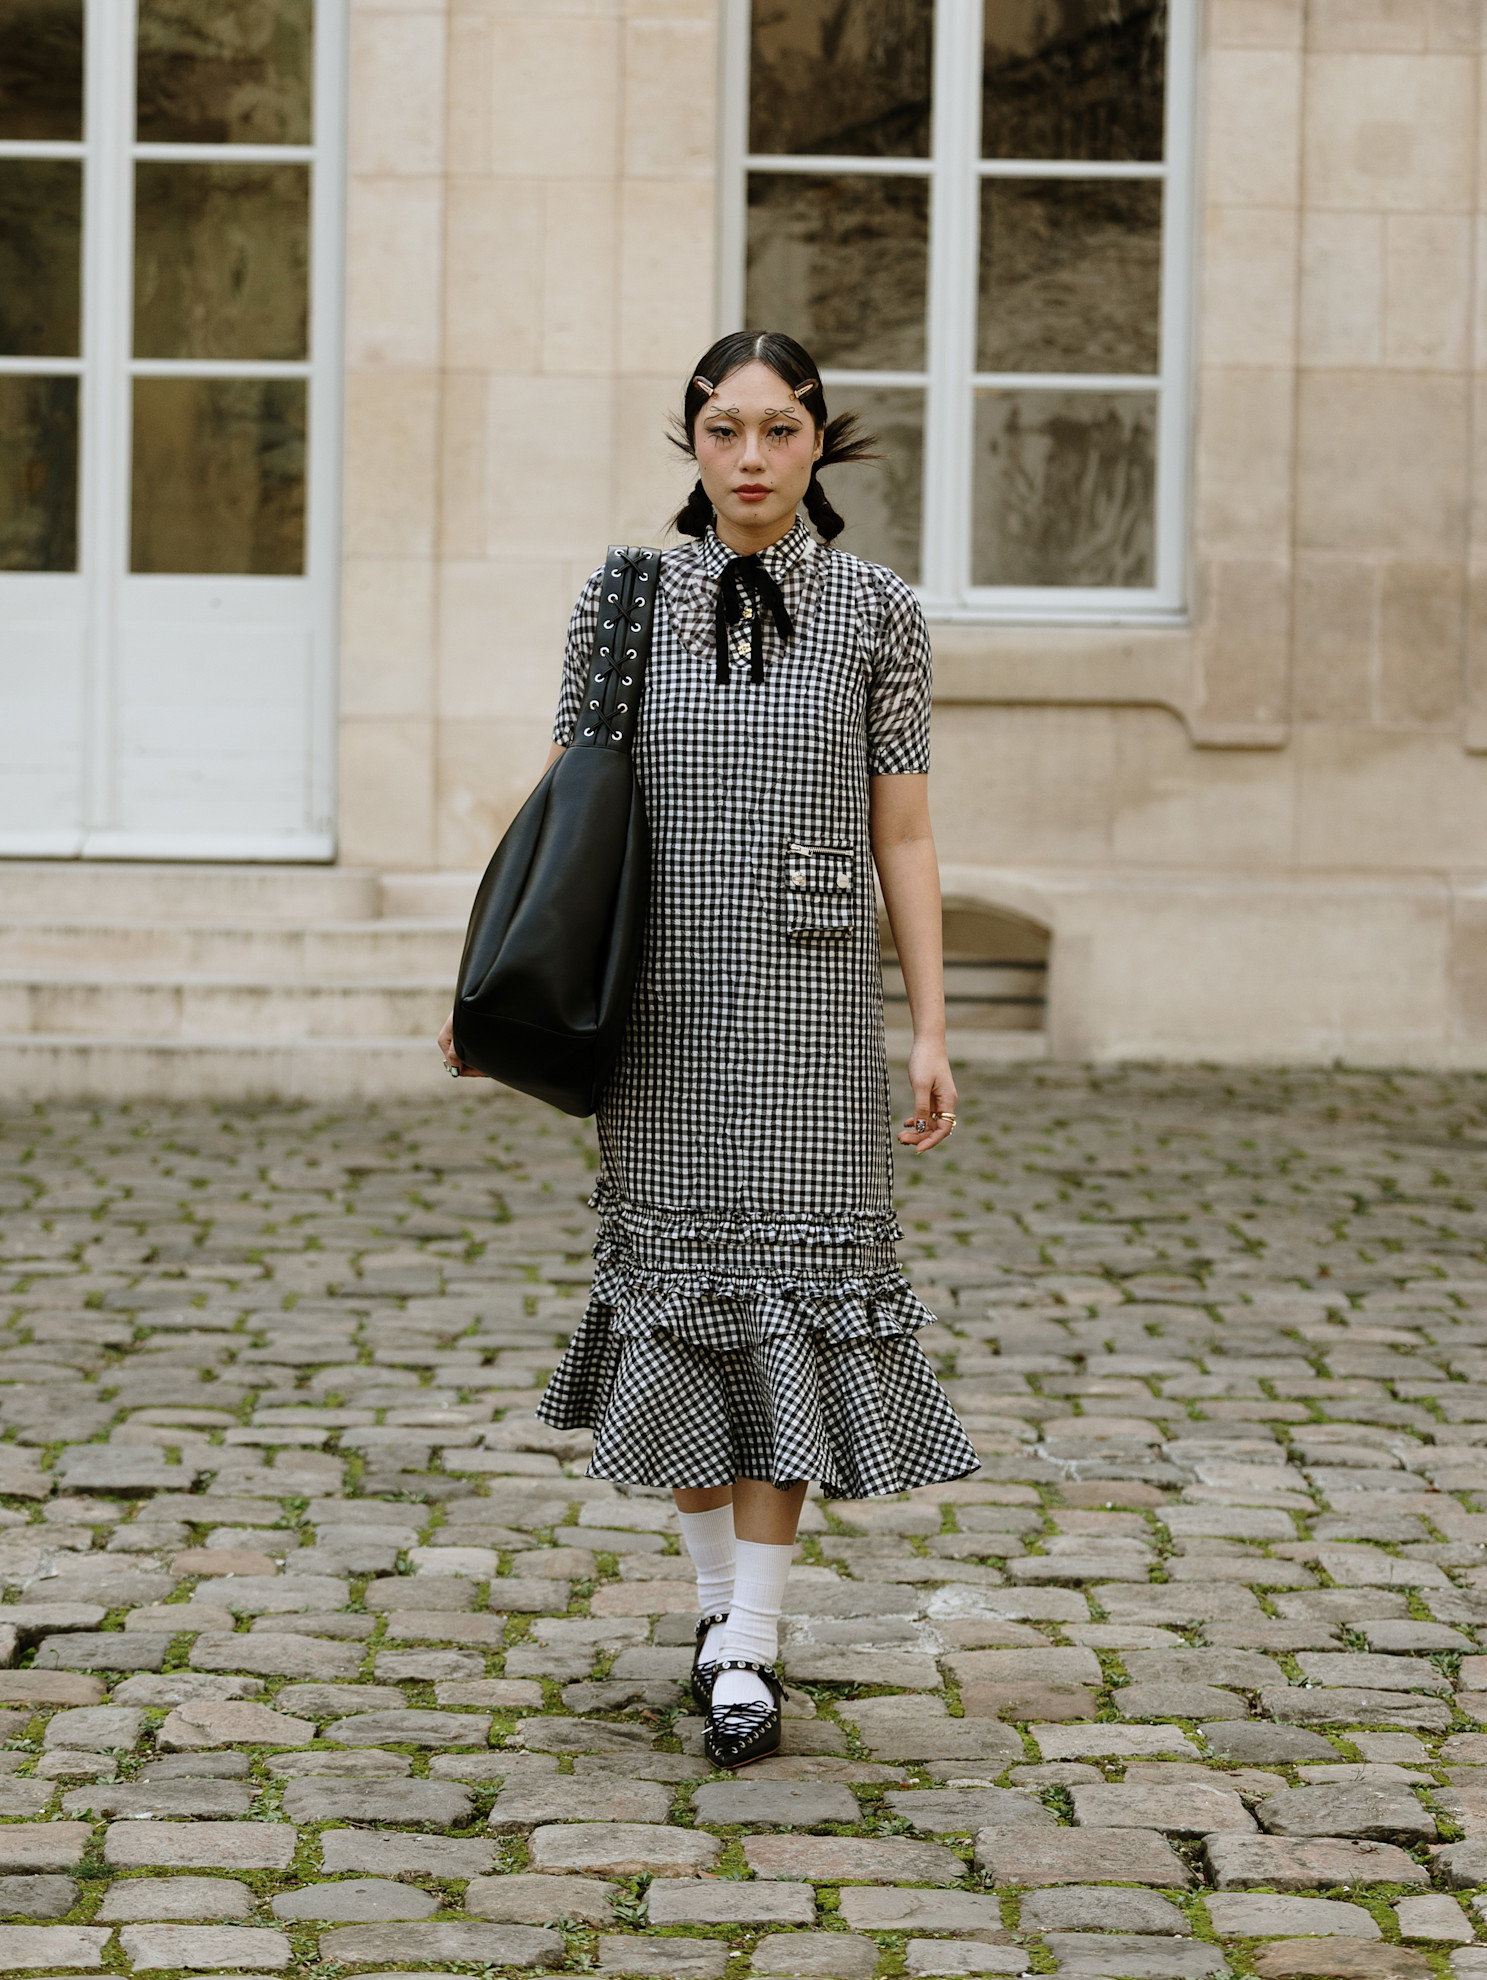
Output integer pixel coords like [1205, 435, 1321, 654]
[535, 519, 977, 1499]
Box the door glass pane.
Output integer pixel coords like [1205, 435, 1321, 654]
[133, 163, 310, 361]
[131, 377, 306, 575]
[0, 376, 78, 571]
[749, 0, 933, 159]
[828, 387, 922, 583]
[982, 0, 1166, 162]
[972, 388, 1155, 587]
[0, 0, 83, 139]
[978, 180, 1162, 374]
[746, 174, 929, 370]
[0, 160, 81, 356]
[136, 0, 314, 146]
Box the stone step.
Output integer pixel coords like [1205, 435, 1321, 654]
[0, 976, 451, 1041]
[0, 861, 383, 922]
[0, 863, 1046, 1096]
[0, 1029, 1039, 1102]
[0, 918, 465, 979]
[0, 1036, 448, 1101]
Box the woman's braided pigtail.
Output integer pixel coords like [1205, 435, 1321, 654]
[673, 478, 715, 539]
[803, 471, 846, 543]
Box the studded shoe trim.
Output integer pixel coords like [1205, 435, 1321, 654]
[691, 1610, 730, 1712]
[703, 1657, 785, 1770]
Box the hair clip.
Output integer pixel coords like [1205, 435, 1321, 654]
[692, 375, 715, 396]
[792, 379, 819, 400]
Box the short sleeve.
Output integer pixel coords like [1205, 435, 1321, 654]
[552, 567, 604, 746]
[865, 567, 933, 775]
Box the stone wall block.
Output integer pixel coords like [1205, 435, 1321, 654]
[436, 559, 581, 725]
[1295, 371, 1469, 556]
[1460, 554, 1487, 749]
[1210, 0, 1304, 48]
[349, 5, 447, 176]
[543, 183, 619, 377]
[1192, 559, 1294, 738]
[1299, 212, 1384, 365]
[443, 179, 543, 374]
[1429, 0, 1484, 50]
[1470, 208, 1487, 380]
[1201, 206, 1300, 368]
[1192, 369, 1296, 560]
[1110, 710, 1296, 868]
[485, 17, 622, 179]
[1292, 554, 1379, 724]
[622, 16, 716, 180]
[341, 559, 437, 719]
[1206, 52, 1303, 207]
[1295, 728, 1487, 866]
[1302, 55, 1475, 210]
[1384, 214, 1472, 368]
[445, 5, 493, 178]
[1059, 878, 1452, 1062]
[437, 371, 490, 563]
[345, 177, 446, 369]
[611, 379, 696, 549]
[340, 717, 437, 871]
[342, 372, 441, 560]
[1305, 0, 1434, 50]
[436, 718, 558, 870]
[1378, 560, 1466, 725]
[927, 707, 1118, 865]
[618, 179, 715, 377]
[482, 377, 615, 560]
[1449, 887, 1487, 1039]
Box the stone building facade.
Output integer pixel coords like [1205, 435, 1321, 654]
[1, 0, 1486, 1088]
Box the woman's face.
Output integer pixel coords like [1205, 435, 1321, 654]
[693, 361, 824, 548]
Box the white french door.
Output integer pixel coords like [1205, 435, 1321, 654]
[0, 0, 344, 860]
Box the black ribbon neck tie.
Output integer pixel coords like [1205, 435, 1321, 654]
[716, 554, 794, 686]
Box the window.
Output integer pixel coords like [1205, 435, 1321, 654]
[720, 0, 1194, 621]
[0, 0, 344, 859]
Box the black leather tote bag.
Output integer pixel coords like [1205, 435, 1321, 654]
[451, 546, 660, 1116]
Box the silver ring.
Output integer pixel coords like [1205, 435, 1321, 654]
[446, 1062, 462, 1079]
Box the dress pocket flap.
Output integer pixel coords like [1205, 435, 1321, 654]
[783, 842, 855, 935]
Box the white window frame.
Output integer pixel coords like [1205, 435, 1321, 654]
[0, 0, 346, 860]
[718, 0, 1196, 626]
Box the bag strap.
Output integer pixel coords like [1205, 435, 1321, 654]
[574, 545, 661, 755]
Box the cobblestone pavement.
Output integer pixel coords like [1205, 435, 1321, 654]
[7, 1068, 1487, 1980]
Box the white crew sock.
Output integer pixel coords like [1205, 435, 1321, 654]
[712, 1537, 791, 1711]
[677, 1504, 735, 1667]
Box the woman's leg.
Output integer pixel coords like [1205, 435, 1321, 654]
[674, 1486, 736, 1667]
[732, 1477, 807, 1543]
[712, 1478, 807, 1709]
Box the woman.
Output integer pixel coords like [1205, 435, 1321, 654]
[441, 330, 976, 1767]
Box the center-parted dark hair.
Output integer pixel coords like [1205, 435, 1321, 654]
[670, 330, 877, 543]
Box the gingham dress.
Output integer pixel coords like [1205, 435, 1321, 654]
[534, 518, 978, 1499]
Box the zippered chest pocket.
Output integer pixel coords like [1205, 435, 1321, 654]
[783, 841, 855, 937]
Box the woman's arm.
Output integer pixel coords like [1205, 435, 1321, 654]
[870, 771, 957, 1153]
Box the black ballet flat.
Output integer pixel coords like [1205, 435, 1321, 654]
[691, 1611, 729, 1712]
[703, 1658, 785, 1770]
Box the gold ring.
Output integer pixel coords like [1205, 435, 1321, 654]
[931, 1112, 957, 1122]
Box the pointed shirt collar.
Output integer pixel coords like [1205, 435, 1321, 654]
[699, 517, 815, 582]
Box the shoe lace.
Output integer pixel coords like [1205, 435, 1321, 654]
[710, 1697, 774, 1739]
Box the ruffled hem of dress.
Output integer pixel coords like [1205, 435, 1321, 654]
[583, 1246, 937, 1350]
[587, 1178, 902, 1250]
[532, 1305, 979, 1500]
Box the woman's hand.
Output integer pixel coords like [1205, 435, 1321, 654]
[437, 1011, 485, 1078]
[898, 1039, 957, 1152]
